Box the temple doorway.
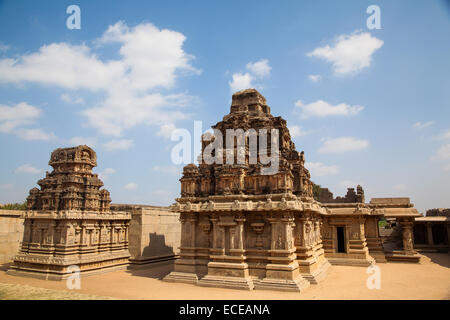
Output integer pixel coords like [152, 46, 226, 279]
[432, 224, 448, 245]
[337, 226, 346, 253]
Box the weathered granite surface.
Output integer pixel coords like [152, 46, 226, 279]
[8, 146, 131, 280]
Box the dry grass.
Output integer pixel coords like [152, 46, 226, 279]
[0, 283, 115, 300]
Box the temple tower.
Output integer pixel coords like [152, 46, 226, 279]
[8, 145, 131, 280]
[164, 89, 330, 291]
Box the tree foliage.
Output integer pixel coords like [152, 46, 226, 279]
[312, 182, 322, 199]
[0, 201, 27, 210]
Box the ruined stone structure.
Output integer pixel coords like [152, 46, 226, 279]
[164, 89, 330, 291]
[413, 208, 450, 252]
[110, 204, 181, 265]
[8, 146, 131, 279]
[164, 89, 422, 291]
[315, 185, 365, 203]
[425, 208, 450, 217]
[414, 213, 450, 252]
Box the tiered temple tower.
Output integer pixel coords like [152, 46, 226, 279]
[164, 89, 330, 291]
[8, 145, 131, 279]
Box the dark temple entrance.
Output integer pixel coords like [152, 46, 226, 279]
[337, 226, 346, 253]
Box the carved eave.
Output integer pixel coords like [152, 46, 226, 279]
[24, 210, 131, 220]
[170, 198, 327, 215]
[323, 204, 388, 216]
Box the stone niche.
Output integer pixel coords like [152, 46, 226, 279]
[8, 145, 131, 280]
[164, 89, 330, 291]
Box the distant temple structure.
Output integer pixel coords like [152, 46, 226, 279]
[8, 145, 131, 279]
[413, 208, 450, 252]
[164, 89, 421, 291]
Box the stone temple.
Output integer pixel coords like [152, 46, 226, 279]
[163, 89, 421, 291]
[3, 89, 430, 292]
[8, 145, 131, 280]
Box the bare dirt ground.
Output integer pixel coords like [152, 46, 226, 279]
[0, 252, 449, 300]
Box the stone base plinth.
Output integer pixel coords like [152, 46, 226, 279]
[385, 251, 421, 263]
[7, 251, 130, 280]
[129, 254, 179, 265]
[197, 261, 254, 290]
[254, 276, 310, 292]
[198, 274, 254, 290]
[300, 259, 331, 284]
[163, 271, 199, 285]
[369, 252, 387, 263]
[327, 257, 374, 267]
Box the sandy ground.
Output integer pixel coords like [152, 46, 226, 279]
[0, 252, 449, 300]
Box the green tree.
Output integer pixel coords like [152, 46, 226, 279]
[312, 182, 322, 199]
[0, 201, 27, 210]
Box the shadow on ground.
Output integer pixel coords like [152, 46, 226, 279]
[420, 252, 450, 268]
[126, 260, 174, 280]
[0, 263, 11, 272]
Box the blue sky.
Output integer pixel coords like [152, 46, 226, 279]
[0, 0, 449, 213]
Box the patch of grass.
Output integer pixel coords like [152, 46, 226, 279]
[0, 283, 115, 300]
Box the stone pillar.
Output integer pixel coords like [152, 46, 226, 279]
[164, 214, 199, 285]
[255, 215, 310, 292]
[427, 222, 434, 246]
[198, 214, 253, 290]
[401, 220, 415, 255]
[235, 217, 245, 251]
[447, 223, 450, 251]
[211, 217, 218, 249]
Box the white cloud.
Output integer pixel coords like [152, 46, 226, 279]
[412, 121, 433, 129]
[103, 139, 134, 151]
[14, 164, 42, 174]
[295, 100, 364, 119]
[157, 123, 177, 139]
[307, 31, 383, 75]
[152, 165, 181, 175]
[435, 143, 450, 160]
[308, 74, 321, 83]
[0, 43, 10, 52]
[229, 59, 271, 92]
[0, 43, 123, 89]
[124, 182, 137, 190]
[289, 125, 310, 138]
[0, 102, 41, 133]
[98, 168, 116, 181]
[0, 102, 55, 141]
[246, 59, 271, 78]
[0, 21, 199, 137]
[68, 136, 97, 148]
[16, 128, 56, 141]
[439, 129, 450, 140]
[306, 162, 339, 176]
[229, 72, 254, 92]
[61, 93, 84, 104]
[319, 137, 369, 153]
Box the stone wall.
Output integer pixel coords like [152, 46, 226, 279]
[111, 204, 180, 265]
[316, 185, 365, 204]
[0, 210, 24, 264]
[426, 208, 450, 217]
[0, 205, 181, 267]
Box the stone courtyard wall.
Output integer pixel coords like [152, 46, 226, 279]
[0, 206, 181, 267]
[111, 204, 181, 265]
[0, 210, 24, 264]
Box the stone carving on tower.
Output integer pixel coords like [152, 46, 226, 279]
[164, 89, 330, 291]
[8, 145, 131, 280]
